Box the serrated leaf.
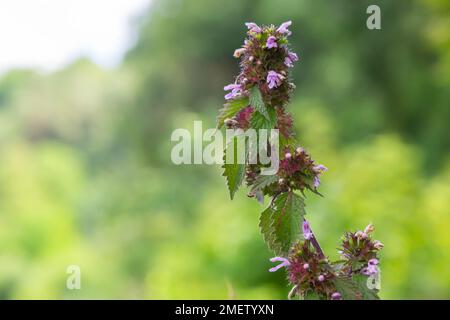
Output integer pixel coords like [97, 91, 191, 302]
[353, 274, 380, 300]
[222, 136, 247, 199]
[259, 192, 305, 255]
[303, 291, 322, 300]
[216, 97, 249, 129]
[249, 174, 278, 196]
[333, 276, 363, 300]
[249, 86, 269, 120]
[333, 275, 379, 300]
[259, 204, 274, 248]
[250, 107, 277, 131]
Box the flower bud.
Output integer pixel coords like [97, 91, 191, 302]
[364, 223, 375, 234]
[318, 275, 325, 282]
[285, 152, 292, 159]
[373, 240, 384, 250]
[331, 292, 342, 300]
[368, 258, 379, 266]
[303, 263, 309, 270]
[355, 231, 367, 239]
[233, 48, 246, 58]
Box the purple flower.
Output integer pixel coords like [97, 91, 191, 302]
[368, 258, 379, 266]
[313, 164, 327, 188]
[362, 259, 379, 276]
[331, 292, 342, 300]
[266, 70, 284, 89]
[266, 36, 278, 49]
[284, 57, 294, 68]
[269, 257, 290, 272]
[373, 240, 384, 250]
[224, 83, 242, 100]
[313, 164, 328, 172]
[277, 21, 292, 36]
[245, 22, 261, 33]
[303, 220, 313, 240]
[318, 275, 325, 282]
[313, 176, 321, 188]
[284, 51, 299, 67]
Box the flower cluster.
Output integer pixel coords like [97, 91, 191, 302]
[338, 224, 384, 276]
[224, 21, 298, 131]
[285, 240, 337, 299]
[269, 222, 384, 300]
[278, 148, 327, 192]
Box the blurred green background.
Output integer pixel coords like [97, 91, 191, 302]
[0, 0, 449, 299]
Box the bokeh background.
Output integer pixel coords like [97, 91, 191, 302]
[0, 0, 449, 299]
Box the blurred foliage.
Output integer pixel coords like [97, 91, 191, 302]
[0, 0, 449, 299]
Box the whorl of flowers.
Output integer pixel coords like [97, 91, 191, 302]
[269, 222, 383, 300]
[218, 21, 383, 300]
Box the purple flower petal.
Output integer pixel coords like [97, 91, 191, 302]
[284, 57, 294, 68]
[314, 164, 328, 172]
[224, 83, 240, 91]
[368, 258, 379, 266]
[303, 220, 313, 240]
[331, 292, 342, 300]
[313, 176, 321, 188]
[266, 70, 284, 89]
[224, 83, 242, 100]
[245, 22, 261, 33]
[266, 36, 278, 49]
[269, 257, 290, 272]
[288, 51, 299, 62]
[284, 51, 299, 68]
[277, 21, 292, 36]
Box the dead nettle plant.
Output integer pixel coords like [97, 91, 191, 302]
[217, 21, 383, 300]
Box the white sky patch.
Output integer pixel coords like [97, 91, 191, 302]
[0, 0, 151, 74]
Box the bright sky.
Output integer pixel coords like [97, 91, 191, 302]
[0, 0, 151, 74]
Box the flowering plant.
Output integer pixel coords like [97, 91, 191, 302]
[218, 21, 383, 300]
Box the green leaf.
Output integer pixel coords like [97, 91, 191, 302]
[249, 86, 269, 120]
[259, 204, 275, 249]
[303, 291, 322, 300]
[332, 275, 380, 300]
[353, 274, 380, 300]
[333, 276, 362, 300]
[250, 107, 277, 131]
[222, 136, 247, 199]
[259, 192, 305, 255]
[216, 97, 249, 129]
[249, 174, 278, 196]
